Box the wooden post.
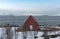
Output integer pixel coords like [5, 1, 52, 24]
[6, 27, 10, 39]
[15, 27, 18, 39]
[34, 31, 38, 39]
[43, 31, 49, 39]
[23, 31, 26, 39]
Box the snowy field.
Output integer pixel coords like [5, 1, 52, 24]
[17, 32, 60, 39]
[0, 28, 60, 39]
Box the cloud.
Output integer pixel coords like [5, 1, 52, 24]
[0, 6, 60, 16]
[55, 14, 60, 16]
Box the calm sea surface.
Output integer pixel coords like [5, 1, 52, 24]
[0, 16, 60, 26]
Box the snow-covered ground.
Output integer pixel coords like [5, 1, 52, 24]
[0, 28, 60, 39]
[17, 32, 60, 39]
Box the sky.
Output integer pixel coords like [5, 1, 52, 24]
[0, 0, 60, 16]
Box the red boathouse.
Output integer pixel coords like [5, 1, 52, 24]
[17, 16, 39, 31]
[22, 16, 39, 31]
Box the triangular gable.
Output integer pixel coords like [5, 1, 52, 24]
[23, 16, 39, 31]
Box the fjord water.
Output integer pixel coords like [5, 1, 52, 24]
[0, 16, 60, 26]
